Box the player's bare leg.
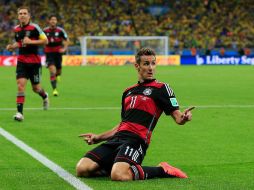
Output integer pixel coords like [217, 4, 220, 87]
[111, 162, 133, 181]
[14, 78, 27, 121]
[56, 68, 62, 82]
[76, 157, 101, 177]
[110, 162, 188, 180]
[32, 84, 49, 110]
[48, 64, 58, 96]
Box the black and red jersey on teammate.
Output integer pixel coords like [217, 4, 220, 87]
[43, 26, 68, 53]
[117, 79, 179, 144]
[14, 22, 46, 64]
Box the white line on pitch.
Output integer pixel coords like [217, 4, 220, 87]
[0, 105, 254, 111]
[0, 128, 92, 190]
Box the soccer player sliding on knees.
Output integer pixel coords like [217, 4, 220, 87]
[76, 48, 194, 181]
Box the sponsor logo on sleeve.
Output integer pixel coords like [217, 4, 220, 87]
[170, 98, 179, 107]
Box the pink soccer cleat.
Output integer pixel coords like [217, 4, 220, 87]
[159, 162, 188, 178]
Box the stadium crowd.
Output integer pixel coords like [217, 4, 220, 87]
[1, 0, 254, 55]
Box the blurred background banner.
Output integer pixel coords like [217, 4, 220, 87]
[1, 0, 254, 65]
[3, 55, 254, 66]
[181, 55, 254, 65]
[0, 55, 180, 66]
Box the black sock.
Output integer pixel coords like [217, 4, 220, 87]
[130, 165, 166, 180]
[142, 166, 165, 179]
[50, 74, 57, 89]
[38, 89, 47, 99]
[17, 103, 23, 114]
[16, 93, 25, 114]
[51, 80, 57, 89]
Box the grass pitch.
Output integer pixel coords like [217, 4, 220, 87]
[0, 65, 254, 190]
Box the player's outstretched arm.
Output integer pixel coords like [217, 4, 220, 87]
[23, 36, 48, 46]
[171, 106, 195, 125]
[6, 42, 19, 51]
[79, 133, 100, 145]
[79, 125, 119, 145]
[59, 39, 70, 53]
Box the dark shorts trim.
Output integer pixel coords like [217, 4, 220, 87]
[16, 62, 42, 84]
[83, 133, 147, 173]
[46, 53, 62, 69]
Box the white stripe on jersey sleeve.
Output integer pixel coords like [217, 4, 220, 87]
[164, 83, 174, 97]
[31, 23, 47, 40]
[31, 23, 44, 34]
[57, 26, 68, 39]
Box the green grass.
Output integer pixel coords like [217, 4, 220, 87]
[0, 65, 254, 190]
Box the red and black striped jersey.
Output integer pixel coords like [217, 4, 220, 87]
[43, 26, 68, 53]
[14, 22, 47, 64]
[117, 79, 179, 144]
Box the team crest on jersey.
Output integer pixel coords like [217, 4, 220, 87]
[55, 32, 59, 36]
[25, 31, 30, 37]
[143, 88, 152, 96]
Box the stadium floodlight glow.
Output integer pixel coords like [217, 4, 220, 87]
[79, 36, 169, 65]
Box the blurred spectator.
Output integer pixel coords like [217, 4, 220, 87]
[1, 0, 254, 55]
[244, 48, 251, 56]
[190, 47, 197, 56]
[220, 47, 225, 56]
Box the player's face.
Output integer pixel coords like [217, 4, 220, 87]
[18, 9, 30, 25]
[136, 55, 156, 82]
[49, 17, 57, 27]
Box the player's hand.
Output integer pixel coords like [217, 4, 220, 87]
[79, 133, 100, 145]
[181, 106, 195, 122]
[6, 44, 14, 51]
[23, 36, 32, 45]
[59, 48, 66, 53]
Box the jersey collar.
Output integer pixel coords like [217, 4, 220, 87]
[138, 79, 156, 85]
[20, 21, 30, 28]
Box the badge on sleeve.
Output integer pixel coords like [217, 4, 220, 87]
[170, 98, 179, 107]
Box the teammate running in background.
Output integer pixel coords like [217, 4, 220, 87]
[6, 6, 49, 121]
[76, 47, 194, 181]
[43, 15, 69, 96]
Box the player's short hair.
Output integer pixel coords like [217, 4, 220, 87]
[49, 14, 58, 20]
[17, 6, 30, 14]
[135, 47, 156, 64]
